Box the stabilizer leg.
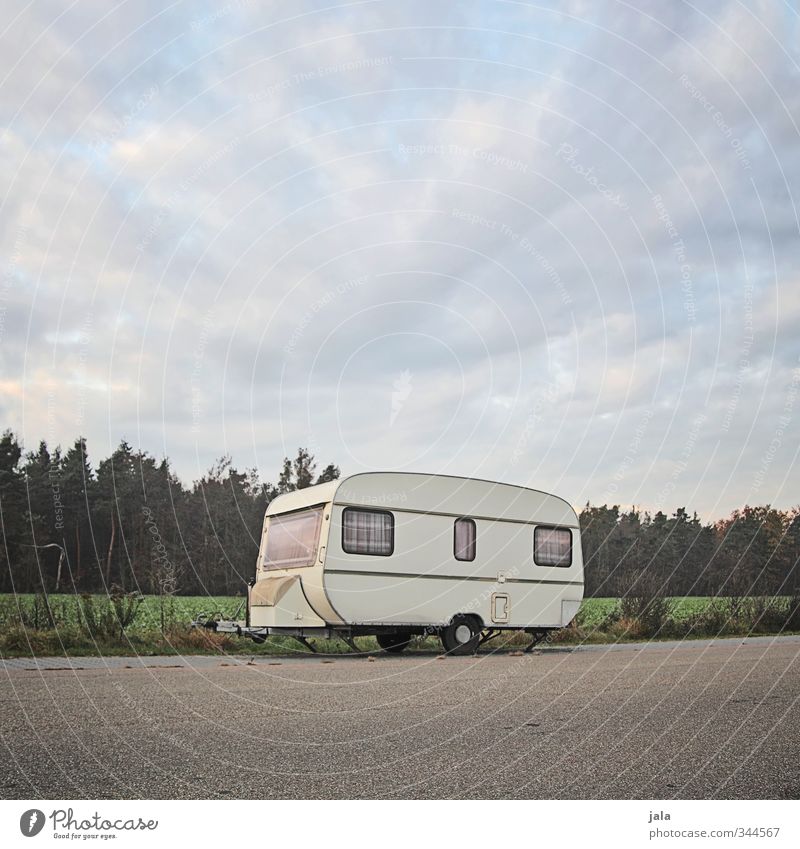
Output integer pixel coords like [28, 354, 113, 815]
[475, 629, 500, 651]
[294, 636, 317, 653]
[341, 636, 362, 654]
[523, 630, 548, 653]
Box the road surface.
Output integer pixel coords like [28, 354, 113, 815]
[1, 636, 798, 799]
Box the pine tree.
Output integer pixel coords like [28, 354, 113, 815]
[59, 437, 94, 588]
[0, 431, 25, 592]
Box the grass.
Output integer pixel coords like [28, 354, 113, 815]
[0, 593, 244, 635]
[576, 596, 721, 627]
[0, 593, 795, 658]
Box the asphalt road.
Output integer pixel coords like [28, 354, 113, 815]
[1, 637, 798, 799]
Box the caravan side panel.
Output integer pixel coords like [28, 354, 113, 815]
[322, 473, 583, 628]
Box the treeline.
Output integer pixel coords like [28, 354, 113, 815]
[581, 505, 799, 598]
[0, 430, 798, 599]
[0, 431, 338, 596]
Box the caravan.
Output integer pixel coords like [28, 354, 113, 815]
[196, 472, 583, 654]
[236, 472, 584, 654]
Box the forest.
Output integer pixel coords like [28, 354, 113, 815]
[0, 430, 798, 600]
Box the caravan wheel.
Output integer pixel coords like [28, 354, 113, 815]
[441, 616, 481, 655]
[376, 632, 411, 653]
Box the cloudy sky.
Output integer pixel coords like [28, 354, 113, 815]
[1, 0, 798, 517]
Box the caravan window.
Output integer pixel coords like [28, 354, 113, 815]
[454, 518, 476, 561]
[342, 508, 394, 556]
[263, 506, 323, 570]
[534, 526, 572, 567]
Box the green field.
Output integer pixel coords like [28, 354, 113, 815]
[0, 593, 245, 635]
[0, 593, 785, 630]
[0, 593, 794, 657]
[575, 596, 722, 627]
[0, 594, 721, 631]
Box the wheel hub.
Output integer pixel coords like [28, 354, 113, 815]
[455, 624, 472, 644]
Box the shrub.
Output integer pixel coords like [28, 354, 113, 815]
[78, 588, 143, 639]
[612, 571, 676, 638]
[684, 598, 734, 636]
[606, 615, 647, 641]
[548, 620, 586, 644]
[786, 595, 800, 631]
[741, 595, 791, 633]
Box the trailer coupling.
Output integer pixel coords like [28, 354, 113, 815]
[190, 613, 339, 647]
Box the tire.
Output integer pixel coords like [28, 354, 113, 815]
[440, 615, 481, 655]
[376, 632, 411, 653]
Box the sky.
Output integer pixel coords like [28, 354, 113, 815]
[1, 0, 798, 518]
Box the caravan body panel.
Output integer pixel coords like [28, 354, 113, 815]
[249, 472, 583, 631]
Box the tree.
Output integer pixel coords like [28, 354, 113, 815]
[95, 440, 139, 589]
[6, 427, 799, 601]
[316, 463, 340, 484]
[277, 457, 294, 494]
[579, 504, 621, 596]
[22, 441, 64, 591]
[59, 437, 95, 588]
[293, 448, 316, 489]
[276, 448, 339, 492]
[0, 430, 25, 592]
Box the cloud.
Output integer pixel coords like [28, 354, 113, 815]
[1, 0, 798, 516]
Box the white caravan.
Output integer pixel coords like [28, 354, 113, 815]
[212, 472, 583, 654]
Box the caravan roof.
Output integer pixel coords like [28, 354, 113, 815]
[265, 472, 577, 527]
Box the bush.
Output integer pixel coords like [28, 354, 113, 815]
[78, 588, 143, 639]
[606, 571, 676, 638]
[684, 598, 734, 636]
[548, 619, 586, 644]
[786, 596, 800, 631]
